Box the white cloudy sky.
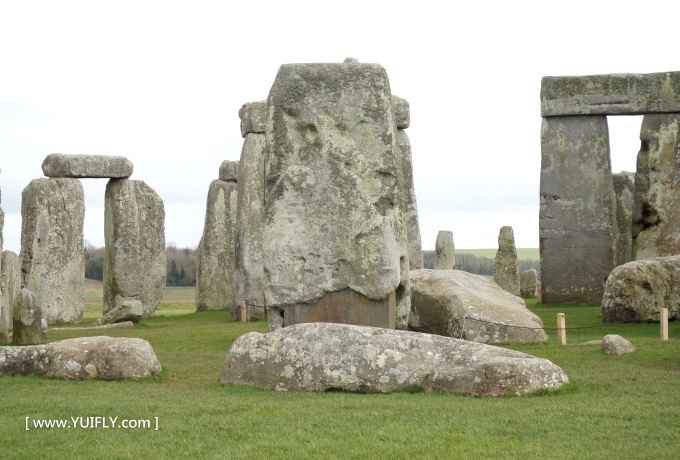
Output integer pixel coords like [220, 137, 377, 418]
[1, 0, 676, 254]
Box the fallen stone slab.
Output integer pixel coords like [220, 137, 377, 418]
[92, 296, 144, 326]
[0, 336, 161, 379]
[220, 322, 568, 396]
[42, 154, 133, 178]
[50, 321, 134, 331]
[602, 334, 635, 355]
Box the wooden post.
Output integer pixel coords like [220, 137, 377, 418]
[557, 313, 566, 345]
[661, 308, 669, 341]
[240, 301, 247, 323]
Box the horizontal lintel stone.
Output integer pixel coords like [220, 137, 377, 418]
[42, 154, 133, 178]
[238, 101, 266, 138]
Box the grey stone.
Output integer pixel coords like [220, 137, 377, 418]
[541, 71, 680, 116]
[613, 172, 635, 266]
[13, 289, 45, 345]
[397, 130, 422, 269]
[234, 133, 267, 321]
[632, 115, 680, 259]
[0, 207, 4, 342]
[494, 226, 520, 296]
[520, 268, 538, 298]
[21, 178, 85, 323]
[601, 334, 635, 355]
[0, 336, 161, 379]
[42, 153, 133, 178]
[409, 269, 548, 344]
[1, 250, 20, 337]
[196, 179, 238, 311]
[540, 116, 616, 302]
[392, 95, 410, 129]
[434, 230, 455, 269]
[264, 62, 409, 330]
[602, 256, 680, 323]
[92, 296, 144, 326]
[238, 101, 266, 138]
[51, 321, 134, 331]
[218, 160, 239, 182]
[219, 322, 567, 396]
[104, 179, 165, 317]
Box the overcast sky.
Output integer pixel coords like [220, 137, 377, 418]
[1, 1, 676, 254]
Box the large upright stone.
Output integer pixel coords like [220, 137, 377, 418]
[613, 172, 635, 266]
[434, 230, 455, 269]
[632, 114, 680, 259]
[494, 226, 520, 296]
[540, 116, 616, 302]
[13, 289, 44, 345]
[264, 61, 409, 330]
[397, 129, 423, 269]
[235, 133, 267, 321]
[1, 251, 20, 339]
[104, 179, 165, 317]
[21, 178, 84, 323]
[196, 177, 238, 311]
[0, 203, 4, 341]
[42, 154, 133, 178]
[520, 268, 538, 298]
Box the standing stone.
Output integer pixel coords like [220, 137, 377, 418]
[434, 230, 455, 269]
[494, 226, 520, 296]
[1, 250, 20, 338]
[397, 129, 423, 270]
[13, 289, 44, 345]
[234, 133, 267, 321]
[540, 116, 616, 302]
[196, 176, 238, 311]
[520, 268, 538, 298]
[21, 178, 85, 323]
[104, 179, 165, 317]
[613, 172, 635, 266]
[264, 61, 409, 330]
[632, 114, 680, 259]
[0, 202, 4, 341]
[392, 95, 410, 129]
[41, 154, 133, 178]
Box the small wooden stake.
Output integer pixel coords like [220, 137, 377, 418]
[557, 313, 566, 345]
[661, 308, 669, 341]
[240, 300, 247, 323]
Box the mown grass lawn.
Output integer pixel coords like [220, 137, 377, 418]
[1, 299, 679, 459]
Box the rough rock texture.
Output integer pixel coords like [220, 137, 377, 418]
[92, 296, 144, 326]
[434, 230, 455, 269]
[239, 101, 266, 138]
[392, 95, 410, 129]
[196, 179, 238, 311]
[409, 269, 548, 343]
[0, 336, 161, 380]
[540, 116, 616, 302]
[264, 61, 409, 330]
[235, 133, 267, 321]
[541, 71, 680, 116]
[632, 115, 680, 259]
[602, 256, 680, 323]
[613, 172, 635, 266]
[520, 269, 538, 298]
[219, 160, 239, 182]
[42, 153, 133, 178]
[104, 179, 165, 317]
[397, 130, 422, 269]
[1, 250, 20, 338]
[13, 289, 45, 345]
[602, 334, 635, 355]
[219, 322, 567, 396]
[0, 202, 4, 341]
[21, 178, 85, 323]
[494, 226, 520, 296]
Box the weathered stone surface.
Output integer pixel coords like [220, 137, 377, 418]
[392, 95, 410, 129]
[632, 115, 680, 259]
[602, 334, 635, 355]
[541, 71, 680, 116]
[235, 133, 267, 322]
[264, 62, 409, 330]
[0, 207, 5, 341]
[219, 322, 567, 396]
[238, 101, 266, 138]
[0, 336, 161, 379]
[1, 250, 20, 338]
[602, 256, 680, 323]
[494, 226, 520, 296]
[92, 296, 144, 326]
[21, 178, 85, 323]
[434, 230, 455, 269]
[196, 179, 238, 311]
[397, 130, 422, 269]
[613, 172, 635, 266]
[218, 160, 239, 182]
[42, 153, 133, 178]
[13, 289, 45, 345]
[540, 116, 616, 302]
[104, 179, 165, 317]
[409, 269, 548, 344]
[520, 269, 538, 298]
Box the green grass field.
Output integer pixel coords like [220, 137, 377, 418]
[456, 248, 540, 260]
[2, 298, 679, 459]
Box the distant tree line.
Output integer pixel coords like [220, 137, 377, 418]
[84, 242, 198, 286]
[422, 250, 540, 278]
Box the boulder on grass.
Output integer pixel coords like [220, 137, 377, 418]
[92, 296, 144, 327]
[602, 334, 635, 355]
